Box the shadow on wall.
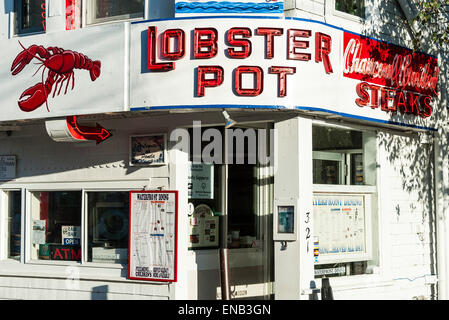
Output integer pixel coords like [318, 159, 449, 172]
[91, 285, 109, 300]
[353, 0, 446, 300]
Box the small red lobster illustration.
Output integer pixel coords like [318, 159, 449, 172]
[11, 41, 101, 112]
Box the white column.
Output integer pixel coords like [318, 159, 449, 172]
[45, 0, 66, 33]
[274, 117, 314, 300]
[168, 132, 189, 300]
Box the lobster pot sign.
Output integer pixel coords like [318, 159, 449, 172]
[129, 17, 439, 131]
[0, 23, 126, 122]
[128, 191, 178, 282]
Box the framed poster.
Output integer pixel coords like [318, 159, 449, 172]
[129, 134, 167, 166]
[128, 190, 178, 282]
[0, 155, 16, 180]
[313, 193, 372, 264]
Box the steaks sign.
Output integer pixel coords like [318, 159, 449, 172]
[128, 17, 440, 129]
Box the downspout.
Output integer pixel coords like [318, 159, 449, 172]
[396, 0, 419, 34]
[434, 132, 446, 300]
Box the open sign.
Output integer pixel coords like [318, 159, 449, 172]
[63, 238, 80, 245]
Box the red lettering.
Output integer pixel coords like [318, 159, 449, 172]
[53, 249, 63, 260]
[269, 66, 296, 97]
[369, 84, 380, 108]
[394, 90, 407, 114]
[256, 28, 283, 59]
[197, 66, 224, 97]
[162, 29, 185, 60]
[355, 82, 370, 107]
[288, 29, 311, 61]
[315, 32, 333, 74]
[227, 28, 252, 59]
[148, 26, 174, 72]
[61, 248, 70, 260]
[420, 95, 432, 118]
[406, 92, 420, 115]
[381, 87, 396, 111]
[234, 66, 263, 96]
[194, 28, 218, 59]
[71, 249, 81, 261]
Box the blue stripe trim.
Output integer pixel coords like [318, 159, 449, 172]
[296, 106, 437, 132]
[130, 104, 437, 132]
[131, 15, 436, 58]
[131, 104, 286, 110]
[175, 1, 283, 14]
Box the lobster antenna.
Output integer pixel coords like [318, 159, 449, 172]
[42, 68, 50, 112]
[18, 41, 45, 64]
[32, 63, 45, 77]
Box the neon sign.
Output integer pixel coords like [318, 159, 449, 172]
[147, 26, 334, 97]
[343, 33, 439, 118]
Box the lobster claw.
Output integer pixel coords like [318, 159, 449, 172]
[11, 44, 46, 75]
[18, 83, 50, 112]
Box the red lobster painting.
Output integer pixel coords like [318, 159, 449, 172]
[11, 41, 101, 112]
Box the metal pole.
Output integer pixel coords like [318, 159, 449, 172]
[220, 248, 231, 300]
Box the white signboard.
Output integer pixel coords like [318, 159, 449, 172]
[32, 220, 46, 245]
[313, 194, 369, 263]
[130, 17, 439, 132]
[188, 162, 214, 199]
[129, 191, 178, 282]
[0, 156, 16, 180]
[0, 23, 125, 121]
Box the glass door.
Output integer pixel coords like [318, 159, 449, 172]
[187, 123, 274, 299]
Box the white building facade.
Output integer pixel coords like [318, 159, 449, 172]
[0, 0, 447, 300]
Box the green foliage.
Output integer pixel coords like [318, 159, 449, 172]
[413, 0, 449, 48]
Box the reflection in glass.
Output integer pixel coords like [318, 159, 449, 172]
[89, 0, 144, 24]
[30, 191, 82, 261]
[7, 191, 21, 260]
[88, 192, 129, 264]
[19, 0, 45, 33]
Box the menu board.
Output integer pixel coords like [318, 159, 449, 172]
[129, 191, 178, 282]
[313, 194, 366, 262]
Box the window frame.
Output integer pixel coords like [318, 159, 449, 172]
[0, 189, 24, 263]
[83, 0, 146, 26]
[14, 0, 45, 36]
[23, 187, 134, 269]
[312, 121, 378, 277]
[325, 0, 366, 31]
[334, 0, 366, 20]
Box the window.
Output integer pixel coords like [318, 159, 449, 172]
[7, 191, 22, 260]
[28, 190, 130, 265]
[312, 124, 377, 278]
[187, 125, 271, 249]
[87, 192, 129, 264]
[30, 191, 82, 261]
[15, 0, 45, 34]
[86, 0, 145, 25]
[335, 0, 365, 19]
[312, 125, 376, 186]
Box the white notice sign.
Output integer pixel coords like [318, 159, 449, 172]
[0, 156, 16, 180]
[313, 194, 366, 257]
[188, 162, 214, 199]
[129, 191, 178, 282]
